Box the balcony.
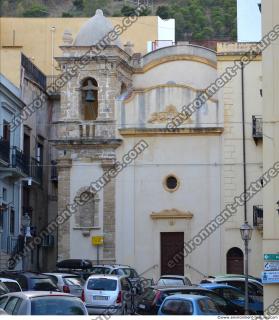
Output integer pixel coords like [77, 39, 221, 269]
[0, 138, 10, 164]
[52, 121, 116, 140]
[30, 157, 43, 184]
[10, 148, 42, 183]
[253, 205, 263, 229]
[252, 116, 262, 144]
[11, 147, 29, 176]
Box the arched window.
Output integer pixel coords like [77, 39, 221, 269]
[226, 247, 244, 274]
[81, 78, 98, 121]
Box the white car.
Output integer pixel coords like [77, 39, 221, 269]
[0, 278, 21, 292]
[43, 273, 84, 297]
[0, 291, 88, 315]
[83, 274, 135, 315]
[157, 275, 192, 287]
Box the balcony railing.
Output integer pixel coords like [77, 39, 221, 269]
[30, 157, 43, 184]
[252, 116, 263, 143]
[11, 147, 29, 175]
[79, 122, 96, 138]
[7, 235, 21, 255]
[10, 148, 42, 183]
[0, 138, 10, 164]
[253, 205, 263, 229]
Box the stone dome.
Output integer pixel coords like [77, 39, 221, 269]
[73, 9, 121, 47]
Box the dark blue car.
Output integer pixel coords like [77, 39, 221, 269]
[199, 283, 263, 315]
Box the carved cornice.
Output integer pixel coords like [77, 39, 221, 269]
[148, 105, 192, 124]
[134, 55, 217, 74]
[150, 208, 193, 220]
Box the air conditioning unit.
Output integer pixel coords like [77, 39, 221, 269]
[41, 235, 54, 248]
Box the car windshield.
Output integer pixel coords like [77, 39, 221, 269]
[90, 267, 111, 275]
[87, 278, 117, 291]
[63, 276, 84, 287]
[30, 278, 58, 291]
[0, 283, 9, 295]
[31, 296, 86, 315]
[157, 278, 184, 286]
[162, 299, 193, 315]
[3, 282, 21, 292]
[221, 288, 245, 301]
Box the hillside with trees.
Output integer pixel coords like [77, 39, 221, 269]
[0, 0, 237, 41]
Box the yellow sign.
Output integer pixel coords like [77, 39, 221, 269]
[92, 236, 104, 246]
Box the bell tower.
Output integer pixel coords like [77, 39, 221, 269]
[52, 9, 133, 262]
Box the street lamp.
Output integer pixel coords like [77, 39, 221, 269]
[240, 222, 253, 315]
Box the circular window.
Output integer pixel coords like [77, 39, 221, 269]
[164, 174, 180, 192]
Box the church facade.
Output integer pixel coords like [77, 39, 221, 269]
[51, 9, 223, 283]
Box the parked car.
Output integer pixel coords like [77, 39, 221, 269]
[43, 273, 84, 298]
[0, 272, 60, 292]
[56, 259, 93, 280]
[91, 264, 142, 293]
[0, 291, 88, 315]
[136, 285, 252, 315]
[0, 278, 21, 292]
[0, 308, 7, 315]
[158, 294, 222, 315]
[157, 275, 191, 286]
[204, 274, 262, 283]
[200, 276, 263, 302]
[83, 274, 135, 315]
[200, 283, 263, 314]
[0, 282, 9, 296]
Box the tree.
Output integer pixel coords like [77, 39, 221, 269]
[23, 4, 49, 17]
[62, 12, 73, 17]
[120, 5, 135, 16]
[73, 0, 84, 11]
[83, 0, 110, 16]
[156, 6, 170, 19]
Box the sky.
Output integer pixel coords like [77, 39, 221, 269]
[237, 0, 262, 42]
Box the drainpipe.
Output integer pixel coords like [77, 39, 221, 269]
[241, 62, 247, 222]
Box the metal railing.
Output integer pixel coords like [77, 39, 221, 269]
[253, 205, 263, 228]
[11, 147, 29, 175]
[152, 40, 175, 51]
[30, 157, 43, 183]
[0, 138, 10, 164]
[7, 235, 20, 255]
[252, 116, 263, 139]
[21, 54, 46, 90]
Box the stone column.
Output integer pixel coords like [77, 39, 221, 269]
[102, 160, 116, 263]
[57, 158, 72, 261]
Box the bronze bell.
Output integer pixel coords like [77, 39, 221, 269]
[85, 89, 96, 102]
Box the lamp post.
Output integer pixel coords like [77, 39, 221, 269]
[240, 222, 253, 315]
[21, 213, 32, 270]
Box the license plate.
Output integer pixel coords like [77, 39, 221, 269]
[138, 304, 146, 309]
[93, 296, 108, 301]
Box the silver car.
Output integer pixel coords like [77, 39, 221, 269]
[0, 278, 22, 292]
[43, 273, 84, 297]
[83, 274, 135, 315]
[0, 291, 88, 315]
